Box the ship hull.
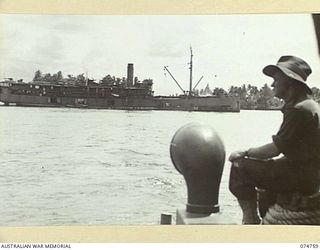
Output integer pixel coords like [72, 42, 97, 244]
[0, 85, 240, 112]
[154, 96, 240, 112]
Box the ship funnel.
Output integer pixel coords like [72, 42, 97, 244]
[127, 63, 134, 87]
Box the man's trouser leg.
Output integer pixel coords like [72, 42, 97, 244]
[237, 199, 261, 224]
[228, 158, 281, 224]
[229, 157, 320, 224]
[229, 159, 261, 224]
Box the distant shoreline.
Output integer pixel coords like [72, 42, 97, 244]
[0, 101, 281, 111]
[241, 107, 281, 111]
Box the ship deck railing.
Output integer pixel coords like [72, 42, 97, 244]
[0, 82, 11, 87]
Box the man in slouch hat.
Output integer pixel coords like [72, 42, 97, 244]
[229, 56, 320, 224]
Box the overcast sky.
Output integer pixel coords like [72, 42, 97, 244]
[1, 14, 319, 95]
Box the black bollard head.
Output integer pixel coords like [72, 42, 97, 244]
[170, 123, 225, 214]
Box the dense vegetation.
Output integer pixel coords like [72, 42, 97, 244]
[196, 83, 320, 110]
[32, 70, 140, 87]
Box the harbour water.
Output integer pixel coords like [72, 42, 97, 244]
[0, 107, 282, 226]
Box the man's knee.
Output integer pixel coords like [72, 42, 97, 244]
[228, 159, 260, 200]
[228, 160, 245, 196]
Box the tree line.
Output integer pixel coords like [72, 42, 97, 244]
[196, 83, 320, 110]
[32, 70, 138, 86]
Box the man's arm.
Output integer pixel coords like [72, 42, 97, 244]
[246, 142, 280, 159]
[229, 142, 280, 162]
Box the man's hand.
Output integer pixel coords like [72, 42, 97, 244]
[228, 150, 247, 162]
[229, 143, 280, 162]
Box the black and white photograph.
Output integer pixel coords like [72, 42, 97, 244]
[1, 6, 320, 241]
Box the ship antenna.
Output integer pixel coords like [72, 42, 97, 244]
[163, 66, 185, 94]
[189, 46, 193, 97]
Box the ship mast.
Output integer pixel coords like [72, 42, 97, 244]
[164, 47, 203, 97]
[189, 46, 193, 97]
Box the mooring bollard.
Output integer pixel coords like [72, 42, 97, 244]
[170, 122, 236, 225]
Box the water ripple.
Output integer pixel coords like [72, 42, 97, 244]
[0, 108, 280, 225]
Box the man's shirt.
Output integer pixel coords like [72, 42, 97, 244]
[272, 98, 320, 166]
